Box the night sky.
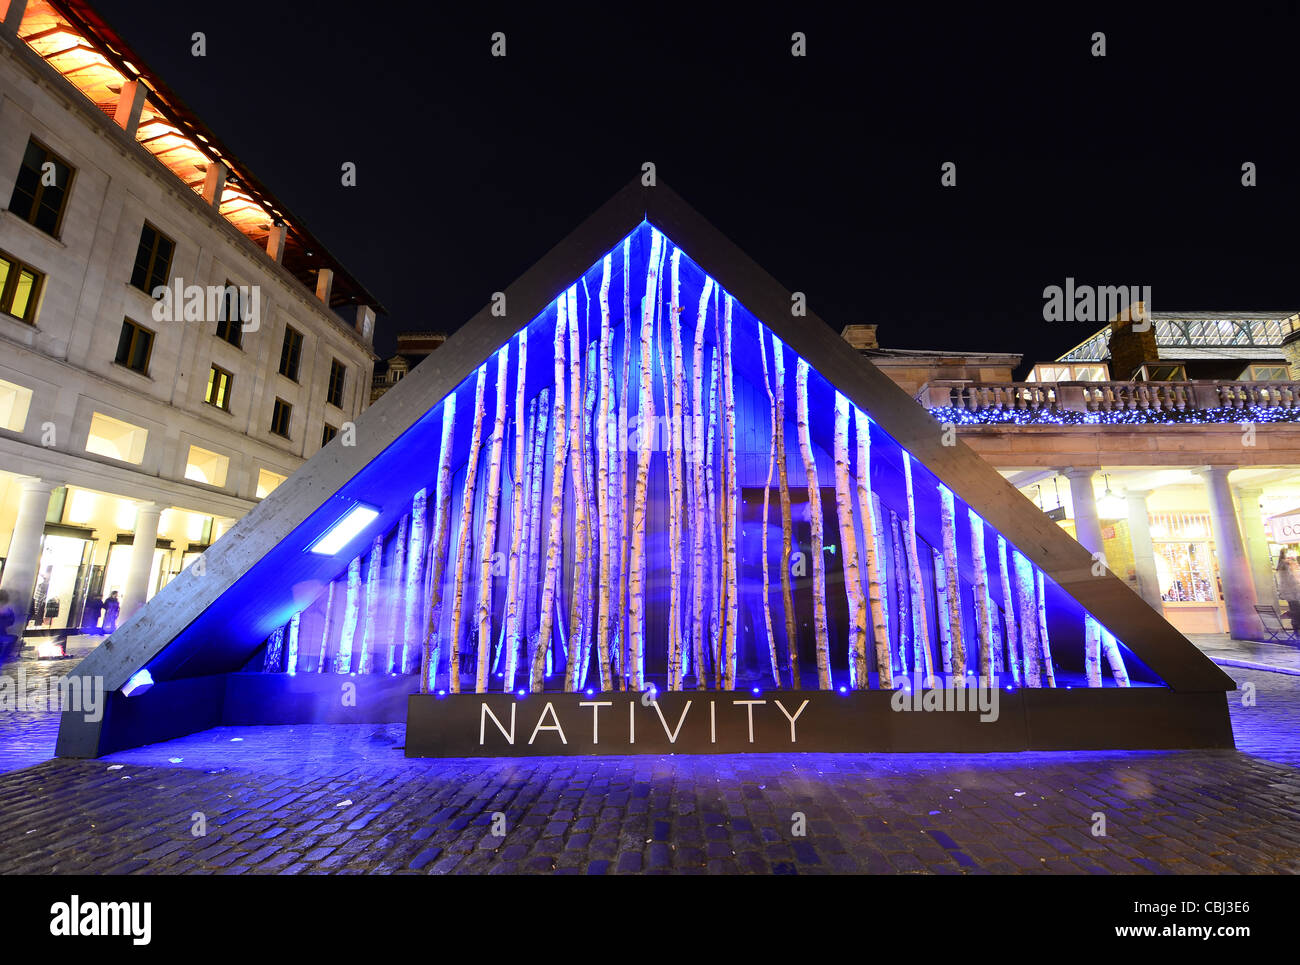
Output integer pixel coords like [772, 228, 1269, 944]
[92, 1, 1299, 375]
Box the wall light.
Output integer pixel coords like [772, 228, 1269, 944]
[308, 503, 379, 556]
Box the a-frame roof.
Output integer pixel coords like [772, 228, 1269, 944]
[58, 178, 1233, 748]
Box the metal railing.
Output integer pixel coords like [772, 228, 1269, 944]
[916, 379, 1300, 416]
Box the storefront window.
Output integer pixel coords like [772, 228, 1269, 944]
[1150, 512, 1217, 602]
[28, 534, 92, 630]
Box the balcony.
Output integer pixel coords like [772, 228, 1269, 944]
[915, 380, 1300, 425]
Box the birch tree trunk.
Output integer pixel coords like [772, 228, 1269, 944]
[833, 392, 868, 689]
[758, 326, 781, 685]
[996, 535, 1021, 685]
[705, 354, 721, 685]
[871, 491, 892, 684]
[690, 278, 714, 687]
[336, 554, 362, 673]
[901, 454, 935, 687]
[384, 515, 407, 674]
[359, 534, 383, 676]
[667, 248, 686, 690]
[566, 283, 590, 693]
[530, 292, 571, 691]
[626, 229, 663, 691]
[264, 625, 285, 673]
[890, 510, 909, 679]
[523, 390, 548, 673]
[656, 253, 675, 686]
[1012, 549, 1041, 687]
[1035, 568, 1056, 687]
[932, 548, 953, 675]
[854, 411, 891, 689]
[968, 509, 995, 682]
[286, 611, 301, 676]
[502, 331, 529, 692]
[772, 338, 798, 688]
[474, 346, 509, 693]
[939, 484, 966, 680]
[400, 489, 428, 674]
[795, 358, 832, 689]
[616, 237, 632, 686]
[1083, 614, 1102, 687]
[577, 341, 598, 690]
[594, 253, 614, 691]
[316, 580, 336, 673]
[720, 296, 740, 690]
[449, 364, 487, 693]
[1101, 628, 1131, 686]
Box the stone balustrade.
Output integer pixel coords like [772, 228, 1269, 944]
[916, 380, 1300, 417]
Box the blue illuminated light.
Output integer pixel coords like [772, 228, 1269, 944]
[122, 669, 154, 697]
[308, 503, 379, 556]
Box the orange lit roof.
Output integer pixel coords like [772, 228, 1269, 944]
[12, 0, 384, 315]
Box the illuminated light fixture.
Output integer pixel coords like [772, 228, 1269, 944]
[1097, 474, 1125, 520]
[308, 503, 379, 556]
[122, 669, 154, 697]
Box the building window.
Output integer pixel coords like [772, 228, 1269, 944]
[327, 358, 346, 408]
[86, 412, 148, 464]
[205, 365, 233, 411]
[270, 397, 292, 438]
[0, 251, 45, 323]
[1136, 364, 1187, 382]
[114, 319, 155, 375]
[215, 281, 243, 348]
[279, 326, 303, 381]
[184, 444, 230, 487]
[256, 468, 286, 499]
[322, 423, 337, 447]
[7, 139, 74, 236]
[130, 222, 175, 294]
[1247, 364, 1289, 382]
[0, 377, 34, 432]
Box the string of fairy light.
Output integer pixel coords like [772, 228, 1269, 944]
[929, 404, 1300, 427]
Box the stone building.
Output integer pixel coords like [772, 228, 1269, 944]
[371, 332, 446, 403]
[851, 313, 1300, 639]
[0, 0, 384, 640]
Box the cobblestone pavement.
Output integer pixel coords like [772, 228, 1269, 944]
[0, 646, 1298, 874]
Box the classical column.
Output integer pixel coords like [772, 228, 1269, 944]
[1194, 467, 1258, 640]
[1234, 486, 1276, 608]
[1064, 468, 1105, 557]
[0, 477, 58, 633]
[121, 502, 164, 621]
[1124, 490, 1164, 611]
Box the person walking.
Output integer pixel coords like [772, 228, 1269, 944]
[1276, 549, 1300, 634]
[101, 590, 121, 634]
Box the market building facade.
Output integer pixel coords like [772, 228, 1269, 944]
[849, 311, 1300, 640]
